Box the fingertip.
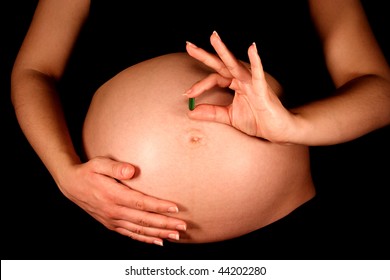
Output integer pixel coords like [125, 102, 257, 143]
[248, 42, 263, 68]
[176, 224, 187, 231]
[121, 165, 135, 178]
[187, 108, 199, 119]
[153, 240, 164, 246]
[186, 41, 197, 48]
[210, 30, 222, 46]
[248, 42, 258, 56]
[167, 206, 179, 213]
[184, 88, 193, 97]
[252, 42, 257, 52]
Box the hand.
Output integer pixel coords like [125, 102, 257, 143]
[58, 156, 186, 246]
[185, 31, 300, 144]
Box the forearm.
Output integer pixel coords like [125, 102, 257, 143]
[11, 69, 81, 183]
[290, 74, 390, 146]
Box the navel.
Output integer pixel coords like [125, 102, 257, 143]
[184, 128, 207, 148]
[189, 135, 203, 144]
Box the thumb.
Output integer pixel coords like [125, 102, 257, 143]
[188, 104, 232, 126]
[93, 157, 136, 180]
[117, 163, 136, 179]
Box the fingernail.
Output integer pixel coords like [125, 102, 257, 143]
[168, 233, 180, 240]
[213, 30, 220, 38]
[121, 166, 131, 177]
[168, 206, 179, 213]
[184, 88, 192, 96]
[186, 41, 197, 48]
[176, 224, 187, 231]
[154, 240, 163, 246]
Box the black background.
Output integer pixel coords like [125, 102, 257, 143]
[1, 1, 389, 260]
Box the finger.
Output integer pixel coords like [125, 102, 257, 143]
[113, 183, 181, 215]
[116, 227, 166, 246]
[186, 41, 232, 78]
[188, 103, 232, 126]
[118, 205, 187, 232]
[185, 73, 231, 98]
[116, 219, 182, 242]
[88, 158, 179, 214]
[91, 156, 136, 180]
[210, 31, 252, 81]
[248, 42, 267, 88]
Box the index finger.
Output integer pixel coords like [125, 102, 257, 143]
[186, 41, 233, 78]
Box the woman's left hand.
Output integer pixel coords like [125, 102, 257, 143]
[185, 31, 300, 144]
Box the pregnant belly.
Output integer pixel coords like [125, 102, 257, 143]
[82, 53, 315, 243]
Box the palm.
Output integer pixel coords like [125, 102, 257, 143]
[229, 76, 289, 139]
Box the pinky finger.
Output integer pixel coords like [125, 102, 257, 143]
[116, 227, 165, 246]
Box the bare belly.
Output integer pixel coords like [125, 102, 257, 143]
[82, 52, 315, 243]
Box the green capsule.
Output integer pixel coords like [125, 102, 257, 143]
[189, 98, 195, 111]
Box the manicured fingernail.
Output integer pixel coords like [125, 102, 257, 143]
[168, 206, 179, 213]
[186, 41, 197, 48]
[184, 88, 193, 96]
[213, 30, 220, 38]
[168, 233, 180, 240]
[176, 224, 187, 231]
[252, 42, 257, 51]
[154, 240, 163, 246]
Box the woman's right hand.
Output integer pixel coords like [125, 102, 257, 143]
[11, 0, 186, 247]
[57, 156, 186, 246]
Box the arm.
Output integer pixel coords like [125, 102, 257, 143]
[185, 0, 390, 145]
[11, 0, 186, 245]
[293, 0, 390, 145]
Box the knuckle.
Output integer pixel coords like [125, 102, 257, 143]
[134, 198, 145, 210]
[127, 231, 136, 240]
[217, 65, 225, 73]
[104, 207, 117, 219]
[134, 226, 145, 235]
[138, 217, 150, 227]
[226, 64, 235, 72]
[158, 218, 168, 229]
[111, 163, 121, 178]
[90, 156, 103, 168]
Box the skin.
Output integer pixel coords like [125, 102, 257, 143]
[10, 0, 390, 245]
[82, 52, 316, 243]
[185, 3, 390, 145]
[10, 0, 186, 247]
